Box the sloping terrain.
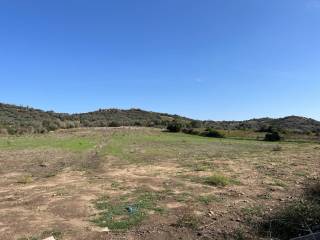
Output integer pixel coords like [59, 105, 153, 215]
[0, 103, 190, 134]
[0, 127, 319, 239]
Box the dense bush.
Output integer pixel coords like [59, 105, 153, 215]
[264, 132, 281, 141]
[189, 120, 202, 128]
[167, 121, 182, 132]
[201, 128, 224, 138]
[108, 121, 121, 127]
[182, 128, 200, 135]
[259, 200, 320, 239]
[258, 181, 320, 239]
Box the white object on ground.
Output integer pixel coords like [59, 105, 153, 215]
[42, 236, 55, 240]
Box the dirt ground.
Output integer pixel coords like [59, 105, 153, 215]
[0, 127, 319, 240]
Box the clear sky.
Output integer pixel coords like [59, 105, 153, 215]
[0, 0, 319, 120]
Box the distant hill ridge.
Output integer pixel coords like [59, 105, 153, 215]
[0, 102, 320, 135]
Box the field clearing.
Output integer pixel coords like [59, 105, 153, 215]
[0, 127, 319, 240]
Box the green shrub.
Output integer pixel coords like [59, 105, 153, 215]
[182, 128, 200, 135]
[190, 120, 202, 128]
[134, 121, 142, 126]
[204, 174, 230, 186]
[201, 128, 224, 138]
[259, 200, 320, 239]
[167, 121, 182, 132]
[264, 132, 281, 141]
[108, 121, 120, 127]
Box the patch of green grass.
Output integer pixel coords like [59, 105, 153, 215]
[175, 192, 192, 202]
[294, 171, 307, 177]
[0, 135, 96, 152]
[92, 190, 165, 230]
[203, 174, 239, 187]
[198, 194, 221, 205]
[271, 179, 287, 188]
[241, 205, 265, 218]
[241, 205, 266, 226]
[111, 181, 121, 189]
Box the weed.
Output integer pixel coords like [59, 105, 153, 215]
[271, 179, 287, 188]
[203, 174, 239, 187]
[17, 175, 33, 184]
[175, 192, 192, 202]
[198, 194, 221, 205]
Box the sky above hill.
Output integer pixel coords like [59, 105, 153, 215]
[0, 0, 319, 120]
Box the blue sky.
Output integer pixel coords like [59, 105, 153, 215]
[0, 0, 319, 120]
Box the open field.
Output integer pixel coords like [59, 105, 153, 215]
[0, 127, 319, 240]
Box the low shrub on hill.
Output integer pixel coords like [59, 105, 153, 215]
[167, 121, 182, 132]
[201, 128, 224, 138]
[182, 128, 200, 135]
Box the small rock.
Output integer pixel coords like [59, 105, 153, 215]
[42, 237, 55, 240]
[100, 227, 110, 232]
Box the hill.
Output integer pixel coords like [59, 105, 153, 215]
[0, 103, 190, 134]
[1, 102, 320, 135]
[204, 116, 320, 134]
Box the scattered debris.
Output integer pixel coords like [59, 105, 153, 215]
[126, 206, 137, 214]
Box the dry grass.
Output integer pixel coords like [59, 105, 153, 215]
[0, 127, 319, 239]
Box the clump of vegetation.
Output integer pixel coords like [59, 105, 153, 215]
[258, 181, 320, 239]
[203, 174, 235, 187]
[181, 128, 200, 135]
[264, 131, 281, 141]
[108, 121, 120, 127]
[166, 121, 182, 132]
[92, 190, 164, 230]
[259, 200, 320, 239]
[305, 181, 320, 201]
[17, 175, 33, 184]
[201, 128, 224, 138]
[181, 127, 224, 138]
[198, 194, 221, 205]
[189, 120, 202, 128]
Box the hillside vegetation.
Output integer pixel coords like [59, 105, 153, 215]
[1, 102, 320, 136]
